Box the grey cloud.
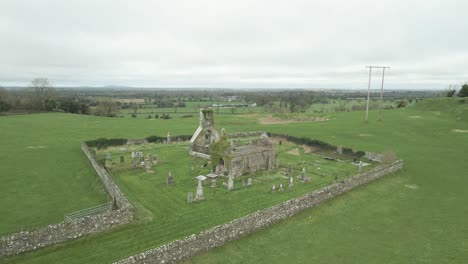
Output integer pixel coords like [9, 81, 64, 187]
[1, 0, 467, 89]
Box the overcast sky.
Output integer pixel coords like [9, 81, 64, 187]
[1, 0, 467, 89]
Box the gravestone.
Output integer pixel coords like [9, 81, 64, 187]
[337, 145, 343, 155]
[133, 151, 143, 158]
[191, 165, 195, 172]
[247, 177, 252, 186]
[301, 167, 306, 181]
[187, 192, 193, 203]
[279, 183, 283, 191]
[288, 162, 292, 173]
[167, 171, 175, 185]
[228, 177, 234, 191]
[242, 179, 246, 187]
[167, 132, 171, 144]
[271, 185, 276, 192]
[120, 155, 125, 163]
[359, 161, 363, 173]
[195, 178, 204, 201]
[146, 163, 152, 173]
[211, 178, 217, 188]
[289, 176, 294, 187]
[106, 153, 112, 161]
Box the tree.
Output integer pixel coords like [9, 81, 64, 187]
[446, 84, 457, 97]
[0, 86, 11, 112]
[458, 83, 468, 97]
[29, 78, 56, 111]
[397, 100, 407, 108]
[94, 100, 120, 117]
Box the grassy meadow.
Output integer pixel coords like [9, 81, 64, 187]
[1, 98, 467, 263]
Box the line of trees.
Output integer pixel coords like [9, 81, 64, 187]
[446, 83, 468, 97]
[0, 78, 121, 117]
[0, 78, 91, 114]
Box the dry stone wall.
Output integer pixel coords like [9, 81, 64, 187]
[115, 160, 403, 264]
[0, 144, 134, 257]
[364, 151, 385, 162]
[228, 131, 265, 138]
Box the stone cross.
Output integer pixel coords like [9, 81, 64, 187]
[187, 192, 193, 203]
[228, 177, 234, 191]
[195, 178, 204, 201]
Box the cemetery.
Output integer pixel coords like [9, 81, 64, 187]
[0, 108, 401, 263]
[94, 110, 377, 213]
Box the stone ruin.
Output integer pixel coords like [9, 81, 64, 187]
[189, 109, 277, 178]
[189, 109, 220, 159]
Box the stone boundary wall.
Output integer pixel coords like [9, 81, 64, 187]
[0, 144, 134, 257]
[115, 159, 404, 264]
[228, 131, 265, 138]
[80, 143, 133, 210]
[364, 151, 385, 162]
[127, 138, 148, 145]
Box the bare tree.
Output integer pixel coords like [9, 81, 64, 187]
[29, 78, 56, 111]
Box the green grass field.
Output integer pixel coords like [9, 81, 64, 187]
[1, 98, 467, 263]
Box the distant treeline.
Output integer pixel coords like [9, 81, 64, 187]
[1, 79, 451, 115]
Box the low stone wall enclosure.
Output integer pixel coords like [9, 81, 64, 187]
[1, 132, 404, 261]
[114, 159, 403, 264]
[0, 144, 134, 257]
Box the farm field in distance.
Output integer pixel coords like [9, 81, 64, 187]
[1, 98, 467, 263]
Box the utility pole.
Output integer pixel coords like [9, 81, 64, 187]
[365, 66, 390, 122]
[378, 67, 390, 121]
[365, 66, 373, 122]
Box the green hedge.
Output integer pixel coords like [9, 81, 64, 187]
[85, 138, 128, 149]
[146, 135, 192, 143]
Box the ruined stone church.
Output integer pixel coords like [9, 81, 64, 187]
[189, 109, 277, 178]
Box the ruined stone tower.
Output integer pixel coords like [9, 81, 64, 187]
[189, 109, 220, 158]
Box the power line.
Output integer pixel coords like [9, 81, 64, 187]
[365, 66, 390, 122]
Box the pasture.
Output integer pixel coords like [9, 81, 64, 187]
[1, 98, 467, 264]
